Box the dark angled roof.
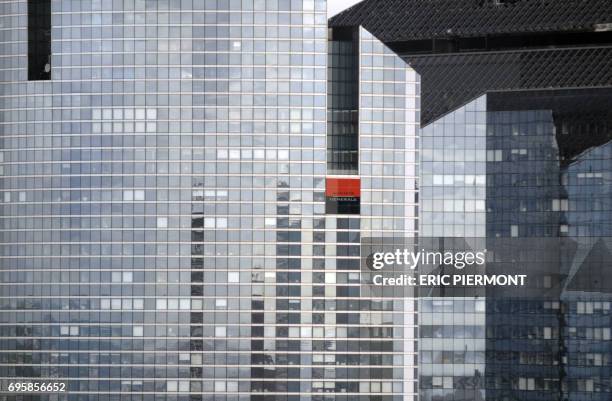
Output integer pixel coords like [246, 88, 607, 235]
[329, 0, 612, 43]
[411, 47, 612, 124]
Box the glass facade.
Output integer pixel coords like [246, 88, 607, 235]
[419, 97, 487, 401]
[329, 2, 612, 400]
[0, 2, 420, 401]
[419, 88, 612, 401]
[484, 89, 612, 401]
[356, 27, 420, 399]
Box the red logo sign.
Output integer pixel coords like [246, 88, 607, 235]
[326, 178, 361, 198]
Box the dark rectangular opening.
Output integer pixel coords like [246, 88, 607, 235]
[325, 198, 360, 215]
[28, 0, 51, 80]
[328, 27, 359, 175]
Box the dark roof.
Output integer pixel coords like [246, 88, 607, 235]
[411, 46, 612, 124]
[329, 0, 612, 43]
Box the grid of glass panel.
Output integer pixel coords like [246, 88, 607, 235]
[0, 0, 330, 400]
[0, 3, 426, 401]
[419, 96, 487, 401]
[483, 91, 612, 401]
[357, 27, 419, 399]
[419, 89, 612, 401]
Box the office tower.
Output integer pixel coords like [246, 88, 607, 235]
[326, 26, 420, 400]
[0, 1, 420, 401]
[331, 1, 612, 400]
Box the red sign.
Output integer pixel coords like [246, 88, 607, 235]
[326, 178, 361, 198]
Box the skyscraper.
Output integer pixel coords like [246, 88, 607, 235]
[0, 1, 420, 401]
[331, 0, 612, 400]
